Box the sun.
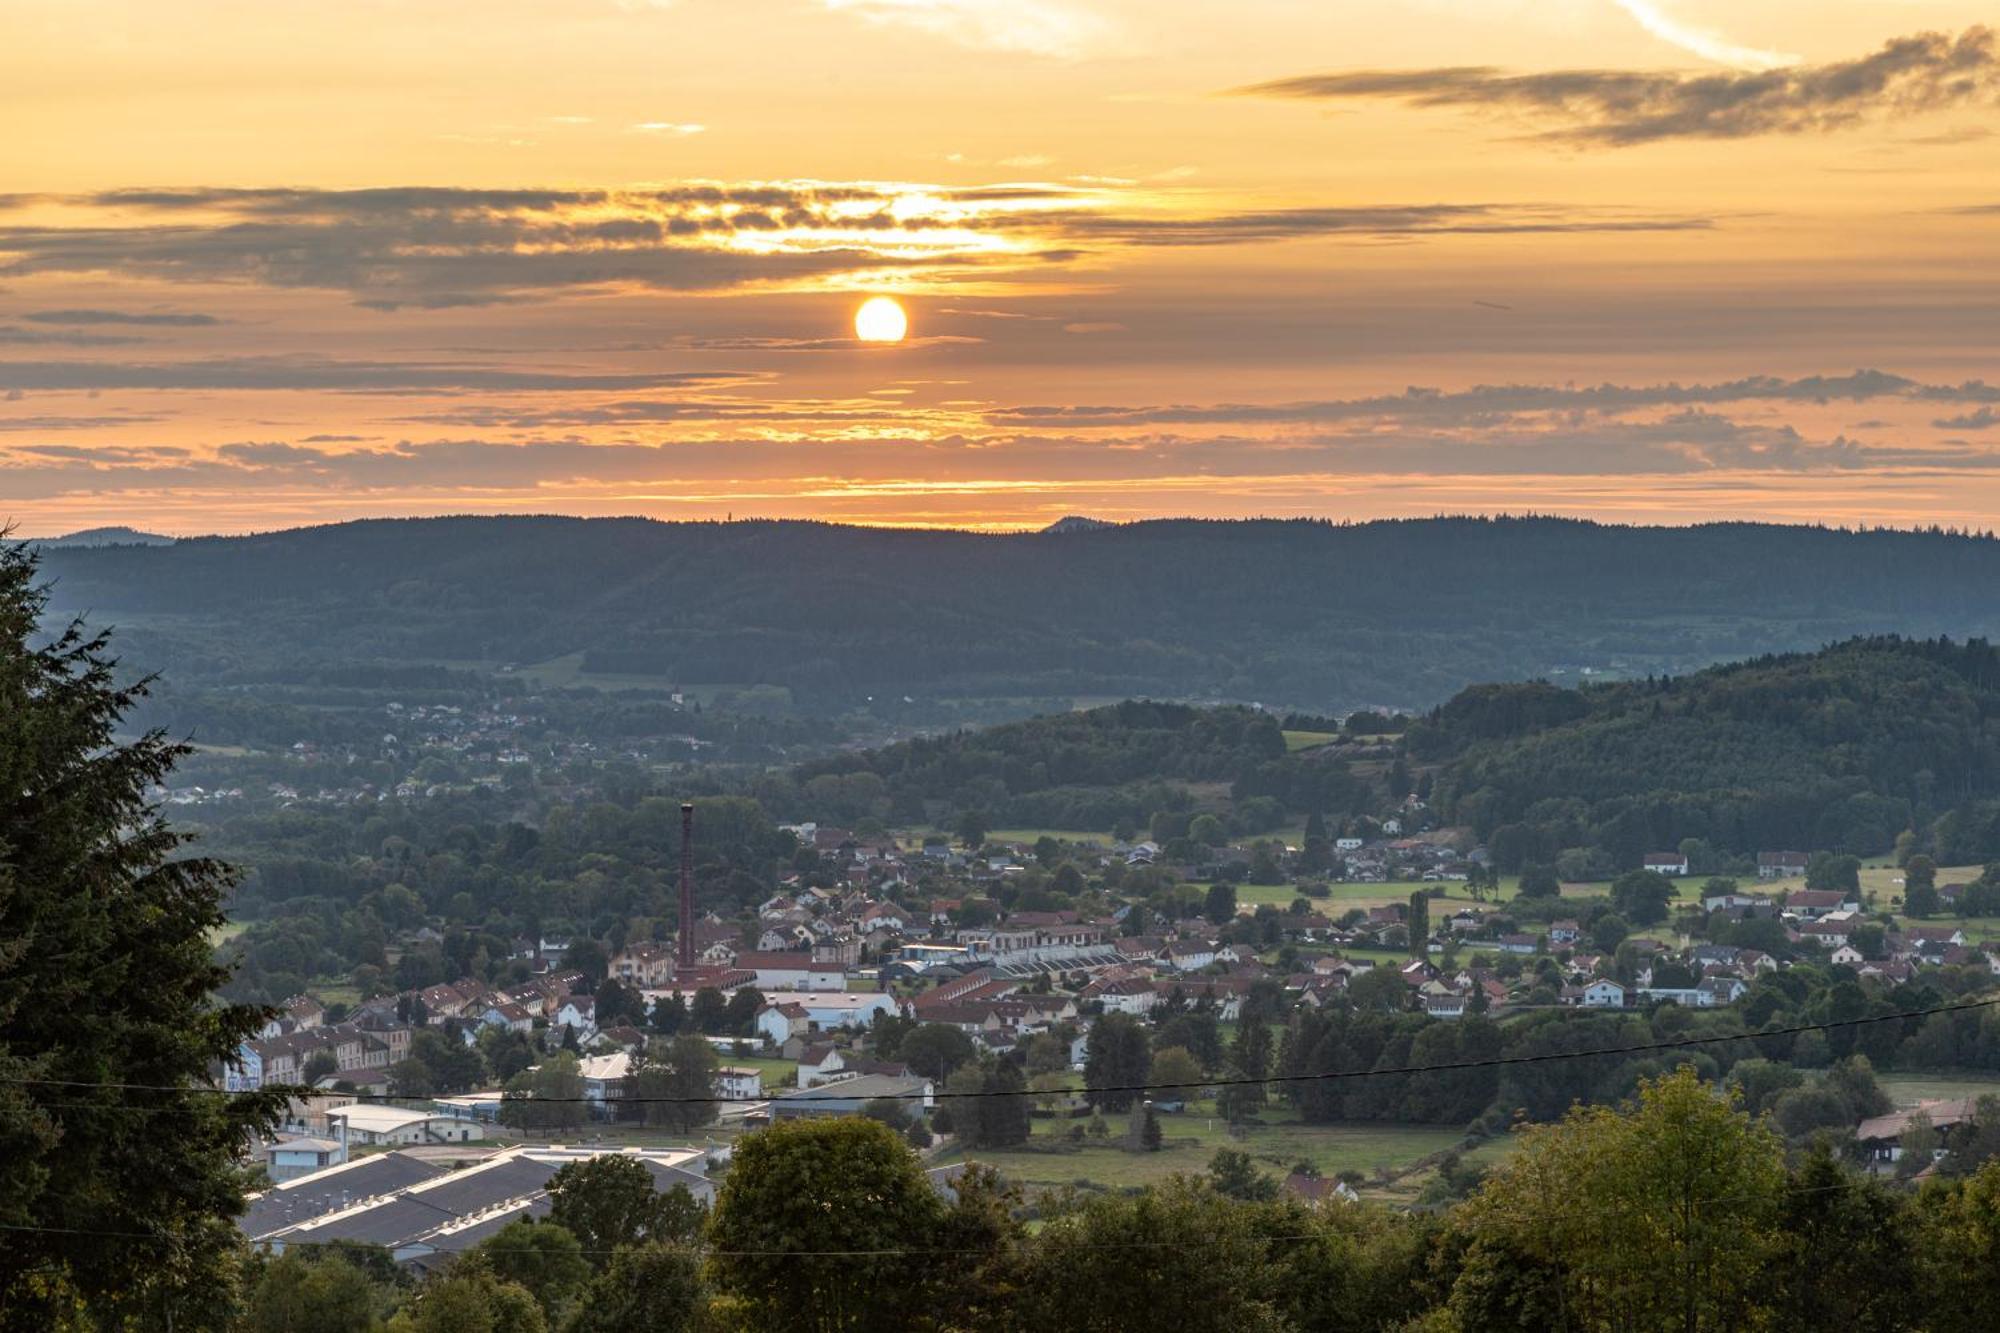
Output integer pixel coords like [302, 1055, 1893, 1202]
[854, 296, 909, 343]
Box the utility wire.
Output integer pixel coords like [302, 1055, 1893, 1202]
[0, 1184, 1872, 1256]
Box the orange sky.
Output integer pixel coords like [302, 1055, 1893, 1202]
[3, 0, 1999, 533]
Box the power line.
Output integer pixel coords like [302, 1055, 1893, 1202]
[3, 991, 1996, 1109]
[0, 1183, 1871, 1257]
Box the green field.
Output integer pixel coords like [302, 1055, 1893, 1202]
[1879, 1072, 2000, 1108]
[1232, 878, 1522, 912]
[933, 1104, 1480, 1197]
[1281, 730, 1339, 752]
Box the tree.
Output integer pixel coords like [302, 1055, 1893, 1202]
[687, 987, 728, 1034]
[723, 985, 765, 1035]
[244, 1250, 393, 1333]
[1905, 876, 1942, 919]
[388, 1261, 545, 1333]
[1150, 1045, 1205, 1097]
[593, 979, 645, 1029]
[1188, 813, 1227, 847]
[411, 1027, 486, 1094]
[1208, 1148, 1280, 1201]
[1517, 863, 1561, 899]
[708, 1118, 948, 1332]
[1807, 852, 1863, 894]
[649, 993, 687, 1035]
[956, 808, 988, 848]
[548, 1156, 703, 1261]
[974, 1060, 1033, 1148]
[1771, 1144, 1916, 1333]
[389, 1057, 438, 1098]
[302, 1050, 341, 1086]
[1084, 1012, 1151, 1112]
[558, 1242, 705, 1333]
[1610, 869, 1675, 925]
[1203, 881, 1238, 925]
[1407, 890, 1430, 958]
[1141, 1103, 1163, 1151]
[1345, 966, 1407, 1014]
[0, 541, 286, 1327]
[1011, 1179, 1288, 1330]
[560, 940, 609, 992]
[634, 1034, 719, 1133]
[472, 1219, 591, 1322]
[1447, 1068, 1784, 1332]
[900, 1023, 977, 1081]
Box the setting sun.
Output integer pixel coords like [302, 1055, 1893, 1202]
[853, 296, 908, 343]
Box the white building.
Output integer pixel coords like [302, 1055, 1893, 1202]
[752, 991, 902, 1044]
[326, 1105, 486, 1148]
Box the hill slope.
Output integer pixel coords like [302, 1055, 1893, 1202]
[1421, 636, 2000, 867]
[33, 514, 2000, 712]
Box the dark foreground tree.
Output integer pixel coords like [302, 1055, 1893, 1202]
[559, 1242, 706, 1333]
[0, 541, 285, 1327]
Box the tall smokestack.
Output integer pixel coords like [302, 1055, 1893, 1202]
[677, 801, 696, 970]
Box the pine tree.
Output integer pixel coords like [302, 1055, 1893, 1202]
[1141, 1105, 1163, 1151]
[0, 541, 286, 1326]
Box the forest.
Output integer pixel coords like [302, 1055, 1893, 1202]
[36, 513, 2000, 716]
[1421, 636, 2000, 867]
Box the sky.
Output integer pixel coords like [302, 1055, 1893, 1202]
[3, 0, 1999, 534]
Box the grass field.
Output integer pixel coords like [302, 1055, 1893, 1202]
[1281, 730, 1339, 752]
[1231, 878, 1523, 912]
[932, 1104, 1481, 1197]
[1879, 1072, 2000, 1107]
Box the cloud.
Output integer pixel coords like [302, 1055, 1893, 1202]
[632, 122, 706, 135]
[0, 182, 1715, 308]
[818, 0, 1108, 58]
[986, 369, 1987, 429]
[1056, 203, 1712, 244]
[23, 308, 222, 326]
[1936, 407, 2000, 431]
[0, 356, 761, 394]
[6, 411, 1996, 515]
[0, 325, 149, 347]
[1611, 0, 1796, 72]
[0, 414, 164, 431]
[0, 183, 1054, 307]
[1238, 26, 2000, 145]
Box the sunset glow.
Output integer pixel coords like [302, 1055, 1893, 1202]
[2, 2, 1998, 534]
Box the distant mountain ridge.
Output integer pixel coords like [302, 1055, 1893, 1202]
[30, 526, 173, 548]
[31, 514, 2000, 713]
[1041, 515, 1115, 534]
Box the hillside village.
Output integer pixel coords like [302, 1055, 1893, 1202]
[230, 809, 2000, 1247]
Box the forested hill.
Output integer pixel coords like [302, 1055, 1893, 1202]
[33, 514, 2000, 712]
[1419, 636, 2000, 868]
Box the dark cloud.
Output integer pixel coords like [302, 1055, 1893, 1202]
[0, 357, 762, 394]
[1238, 27, 2000, 145]
[23, 308, 222, 326]
[0, 414, 164, 431]
[1052, 204, 1711, 244]
[987, 370, 1991, 428]
[1936, 407, 2000, 431]
[0, 326, 149, 347]
[6, 413, 1998, 509]
[0, 182, 1721, 308]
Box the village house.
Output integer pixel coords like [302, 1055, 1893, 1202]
[1643, 852, 1690, 877]
[1757, 851, 1811, 880]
